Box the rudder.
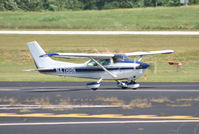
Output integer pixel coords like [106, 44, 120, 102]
[27, 41, 55, 69]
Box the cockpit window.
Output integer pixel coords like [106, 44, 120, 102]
[88, 59, 111, 66]
[113, 54, 130, 63]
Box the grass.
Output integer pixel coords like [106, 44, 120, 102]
[124, 99, 152, 109]
[0, 34, 199, 82]
[0, 6, 199, 30]
[166, 103, 192, 107]
[1, 96, 198, 112]
[150, 97, 171, 103]
[95, 97, 124, 106]
[176, 97, 199, 102]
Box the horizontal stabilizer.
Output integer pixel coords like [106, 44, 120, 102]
[24, 68, 54, 72]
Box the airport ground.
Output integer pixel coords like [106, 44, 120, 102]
[0, 34, 199, 82]
[0, 31, 198, 133]
[0, 6, 199, 31]
[0, 5, 199, 134]
[0, 82, 199, 134]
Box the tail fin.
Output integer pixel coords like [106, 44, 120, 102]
[27, 41, 55, 69]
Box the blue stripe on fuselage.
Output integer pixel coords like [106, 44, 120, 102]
[75, 67, 132, 72]
[38, 67, 139, 73]
[76, 66, 148, 72]
[38, 63, 149, 73]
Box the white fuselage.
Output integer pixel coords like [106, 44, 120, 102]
[39, 60, 148, 80]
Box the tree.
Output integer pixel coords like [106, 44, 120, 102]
[0, 0, 199, 11]
[167, 0, 179, 6]
[65, 0, 84, 10]
[1, 0, 18, 10]
[16, 0, 41, 11]
[189, 0, 199, 4]
[81, 0, 98, 9]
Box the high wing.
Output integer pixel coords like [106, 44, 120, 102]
[125, 50, 174, 57]
[40, 50, 174, 59]
[40, 53, 114, 59]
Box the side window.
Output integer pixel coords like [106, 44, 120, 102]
[88, 60, 97, 66]
[88, 59, 110, 66]
[104, 59, 111, 65]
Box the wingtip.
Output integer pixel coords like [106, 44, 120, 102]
[170, 50, 175, 53]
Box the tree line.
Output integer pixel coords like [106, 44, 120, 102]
[0, 0, 199, 11]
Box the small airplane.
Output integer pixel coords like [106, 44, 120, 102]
[27, 41, 174, 90]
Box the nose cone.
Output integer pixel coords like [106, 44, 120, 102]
[142, 62, 150, 69]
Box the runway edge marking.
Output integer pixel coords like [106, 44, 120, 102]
[1, 120, 199, 126]
[0, 113, 199, 119]
[0, 31, 199, 35]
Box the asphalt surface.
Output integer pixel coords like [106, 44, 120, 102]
[0, 82, 199, 134]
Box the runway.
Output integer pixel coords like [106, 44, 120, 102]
[0, 82, 199, 134]
[0, 30, 199, 35]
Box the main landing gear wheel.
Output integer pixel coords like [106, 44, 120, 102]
[117, 81, 140, 90]
[127, 81, 140, 90]
[116, 81, 128, 89]
[87, 82, 100, 90]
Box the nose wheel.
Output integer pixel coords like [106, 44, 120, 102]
[127, 81, 140, 90]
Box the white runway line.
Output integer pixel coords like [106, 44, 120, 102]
[0, 120, 199, 126]
[99, 89, 199, 92]
[0, 88, 199, 92]
[0, 104, 120, 110]
[0, 89, 21, 91]
[0, 31, 199, 35]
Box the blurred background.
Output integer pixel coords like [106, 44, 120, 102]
[0, 0, 198, 82]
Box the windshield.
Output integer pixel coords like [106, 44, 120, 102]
[88, 59, 111, 66]
[113, 54, 131, 63]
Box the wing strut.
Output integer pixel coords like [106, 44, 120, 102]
[138, 56, 143, 61]
[90, 57, 117, 79]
